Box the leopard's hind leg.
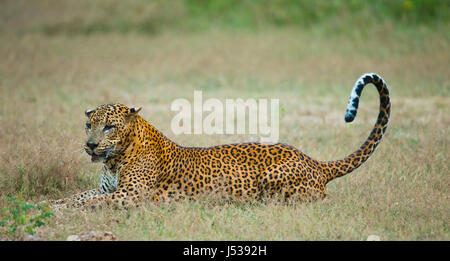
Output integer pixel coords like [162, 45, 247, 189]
[257, 159, 327, 202]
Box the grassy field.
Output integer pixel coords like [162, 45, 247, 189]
[0, 0, 449, 240]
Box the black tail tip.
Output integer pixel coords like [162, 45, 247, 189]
[345, 111, 356, 122]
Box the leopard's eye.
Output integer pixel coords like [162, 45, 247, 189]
[103, 125, 114, 132]
[86, 123, 91, 129]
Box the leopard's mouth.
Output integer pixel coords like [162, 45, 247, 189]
[91, 152, 107, 162]
[87, 146, 115, 162]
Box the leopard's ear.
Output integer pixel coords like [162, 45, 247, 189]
[129, 107, 142, 114]
[125, 107, 141, 122]
[85, 109, 95, 117]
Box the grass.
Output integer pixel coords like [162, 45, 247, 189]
[0, 1, 449, 240]
[2, 0, 448, 35]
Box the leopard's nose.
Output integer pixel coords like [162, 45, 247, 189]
[86, 142, 98, 150]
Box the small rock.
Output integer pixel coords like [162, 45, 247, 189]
[24, 234, 43, 241]
[67, 231, 117, 241]
[366, 234, 381, 241]
[66, 235, 81, 241]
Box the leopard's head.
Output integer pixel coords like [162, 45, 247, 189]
[84, 103, 141, 162]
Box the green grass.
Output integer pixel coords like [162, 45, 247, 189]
[1, 0, 448, 36]
[0, 1, 449, 240]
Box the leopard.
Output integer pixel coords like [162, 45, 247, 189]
[48, 73, 390, 209]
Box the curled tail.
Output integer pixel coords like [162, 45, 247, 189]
[324, 73, 391, 184]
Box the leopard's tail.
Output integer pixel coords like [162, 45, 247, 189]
[323, 73, 391, 184]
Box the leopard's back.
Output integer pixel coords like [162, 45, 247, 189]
[152, 142, 327, 200]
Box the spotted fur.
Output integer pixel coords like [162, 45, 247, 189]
[49, 73, 390, 209]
